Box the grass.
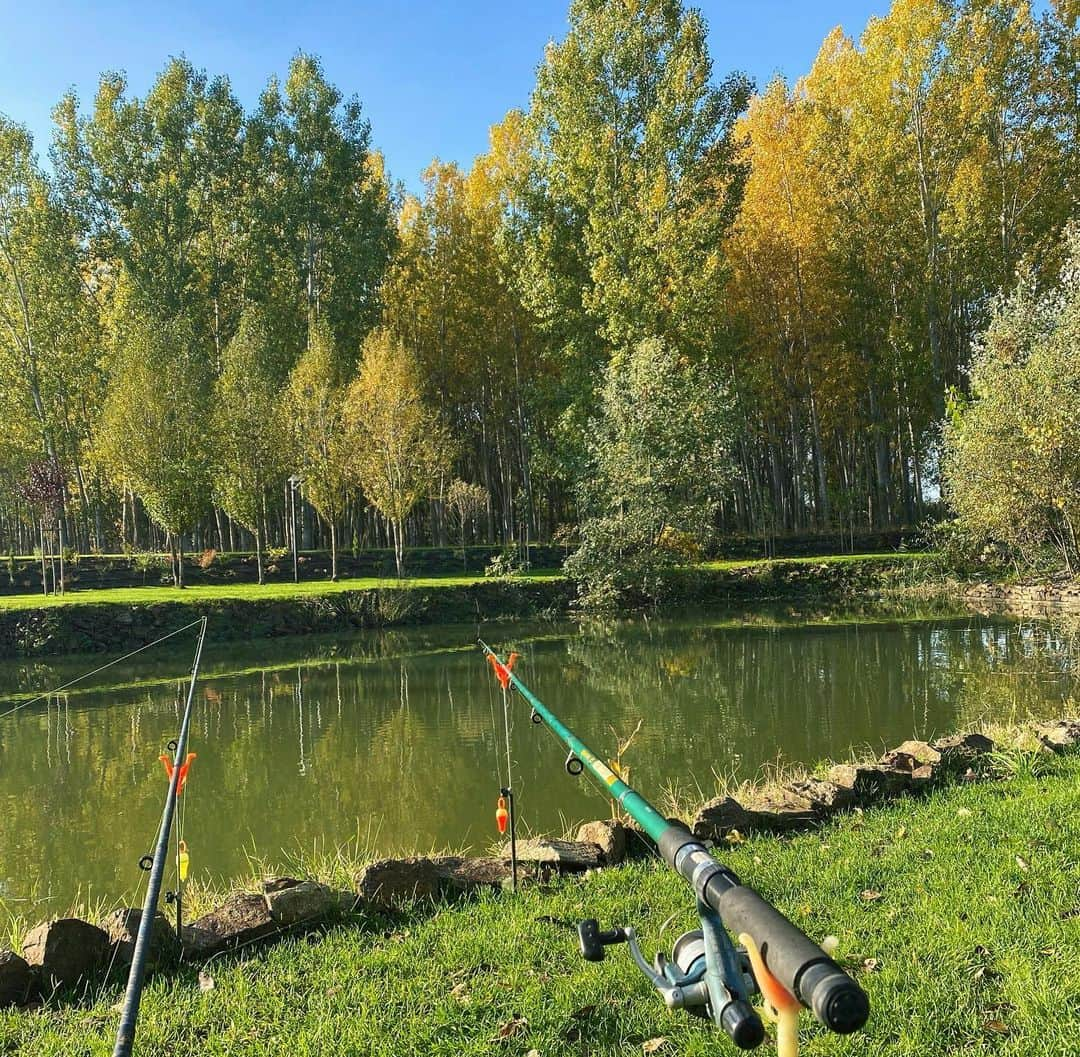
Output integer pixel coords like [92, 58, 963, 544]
[3, 751, 1077, 1056]
[0, 570, 564, 612]
[0, 553, 928, 613]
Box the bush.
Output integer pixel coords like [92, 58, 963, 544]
[942, 224, 1080, 575]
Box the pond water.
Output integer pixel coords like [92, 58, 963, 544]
[1, 605, 1076, 918]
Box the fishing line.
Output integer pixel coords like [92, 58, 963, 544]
[0, 618, 205, 720]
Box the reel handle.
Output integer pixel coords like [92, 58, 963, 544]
[578, 919, 628, 962]
[712, 885, 869, 1034]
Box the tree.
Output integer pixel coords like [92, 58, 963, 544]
[345, 329, 452, 577]
[212, 307, 289, 583]
[95, 302, 212, 586]
[246, 54, 396, 363]
[942, 225, 1080, 573]
[286, 316, 350, 579]
[0, 118, 102, 548]
[565, 337, 736, 606]
[515, 0, 751, 466]
[446, 479, 488, 568]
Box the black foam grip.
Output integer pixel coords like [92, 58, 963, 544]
[710, 883, 869, 1034]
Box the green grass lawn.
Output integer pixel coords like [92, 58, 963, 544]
[0, 570, 565, 612]
[4, 751, 1076, 1056]
[0, 553, 928, 613]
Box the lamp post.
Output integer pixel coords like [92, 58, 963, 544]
[288, 475, 301, 583]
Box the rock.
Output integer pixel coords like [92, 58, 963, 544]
[691, 797, 750, 842]
[182, 894, 277, 958]
[22, 918, 110, 988]
[622, 820, 659, 859]
[885, 740, 942, 766]
[262, 878, 334, 926]
[1033, 719, 1080, 752]
[435, 856, 536, 890]
[931, 732, 994, 771]
[502, 838, 603, 871]
[785, 777, 856, 814]
[741, 789, 818, 832]
[575, 820, 627, 864]
[826, 763, 910, 801]
[0, 950, 33, 1007]
[355, 856, 541, 909]
[103, 909, 177, 970]
[356, 857, 445, 908]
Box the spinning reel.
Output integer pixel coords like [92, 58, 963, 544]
[579, 901, 766, 1050]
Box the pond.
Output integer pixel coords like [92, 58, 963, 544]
[1, 605, 1076, 919]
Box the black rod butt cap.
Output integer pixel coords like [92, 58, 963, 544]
[722, 1000, 766, 1050]
[801, 962, 870, 1034]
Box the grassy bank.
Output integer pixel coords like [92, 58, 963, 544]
[0, 553, 930, 612]
[4, 749, 1076, 1056]
[0, 554, 938, 658]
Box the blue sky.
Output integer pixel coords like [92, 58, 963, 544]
[0, 1, 892, 192]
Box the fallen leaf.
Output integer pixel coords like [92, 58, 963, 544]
[725, 829, 746, 845]
[495, 1015, 528, 1041]
[198, 971, 215, 993]
[450, 982, 470, 1004]
[643, 1038, 671, 1054]
[1016, 855, 1030, 872]
[860, 889, 882, 903]
[895, 826, 907, 839]
[983, 1019, 1010, 1035]
[862, 958, 879, 972]
[956, 807, 972, 817]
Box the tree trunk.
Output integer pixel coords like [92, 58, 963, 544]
[330, 520, 338, 581]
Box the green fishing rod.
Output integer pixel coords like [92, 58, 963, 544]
[480, 641, 869, 1053]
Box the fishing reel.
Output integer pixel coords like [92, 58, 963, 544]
[579, 900, 766, 1050]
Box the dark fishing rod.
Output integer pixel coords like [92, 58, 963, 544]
[113, 615, 208, 1057]
[480, 641, 869, 1053]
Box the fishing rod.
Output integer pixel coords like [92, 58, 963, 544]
[113, 615, 208, 1057]
[480, 641, 869, 1054]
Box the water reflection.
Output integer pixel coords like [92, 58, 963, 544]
[0, 608, 1075, 916]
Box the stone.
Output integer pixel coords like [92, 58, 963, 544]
[262, 878, 334, 926]
[621, 820, 658, 859]
[181, 894, 277, 958]
[826, 763, 910, 801]
[931, 732, 994, 771]
[21, 918, 110, 988]
[1033, 719, 1080, 752]
[103, 909, 177, 970]
[502, 838, 603, 871]
[575, 820, 627, 864]
[885, 740, 942, 766]
[785, 777, 856, 814]
[355, 857, 445, 908]
[741, 789, 818, 832]
[435, 856, 536, 890]
[0, 950, 33, 1007]
[691, 797, 750, 842]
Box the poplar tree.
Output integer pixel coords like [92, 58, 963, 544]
[286, 316, 350, 579]
[95, 302, 212, 586]
[212, 306, 289, 583]
[345, 329, 452, 577]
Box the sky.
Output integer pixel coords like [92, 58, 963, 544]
[0, 1, 893, 193]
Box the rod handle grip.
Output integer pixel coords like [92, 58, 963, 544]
[711, 884, 869, 1034]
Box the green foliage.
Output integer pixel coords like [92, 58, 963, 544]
[942, 225, 1080, 573]
[566, 338, 736, 606]
[345, 329, 453, 576]
[286, 316, 351, 577]
[95, 303, 212, 547]
[212, 306, 290, 580]
[515, 0, 751, 474]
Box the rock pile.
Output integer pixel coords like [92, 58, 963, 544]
[2, 720, 1077, 1010]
